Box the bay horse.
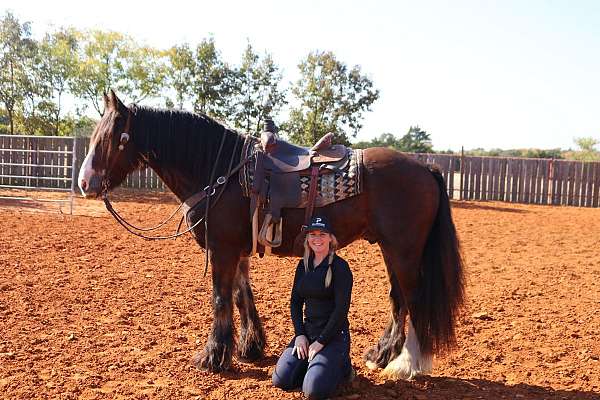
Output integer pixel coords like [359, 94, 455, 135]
[78, 90, 464, 380]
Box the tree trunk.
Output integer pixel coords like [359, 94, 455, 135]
[7, 108, 14, 135]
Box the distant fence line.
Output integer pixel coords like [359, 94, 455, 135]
[1, 135, 599, 208]
[412, 153, 600, 207]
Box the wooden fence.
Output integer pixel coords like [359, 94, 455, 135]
[0, 135, 165, 192]
[413, 153, 600, 207]
[2, 135, 600, 207]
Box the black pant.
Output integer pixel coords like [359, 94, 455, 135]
[272, 330, 352, 400]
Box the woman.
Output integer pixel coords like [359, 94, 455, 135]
[272, 216, 354, 400]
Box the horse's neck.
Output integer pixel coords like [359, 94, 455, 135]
[135, 112, 229, 202]
[145, 160, 197, 202]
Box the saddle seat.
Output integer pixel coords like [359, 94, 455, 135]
[261, 131, 348, 173]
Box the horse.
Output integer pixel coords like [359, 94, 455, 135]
[78, 90, 465, 380]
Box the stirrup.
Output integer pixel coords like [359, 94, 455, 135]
[258, 213, 283, 248]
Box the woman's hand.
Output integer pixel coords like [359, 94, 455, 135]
[308, 341, 324, 361]
[293, 335, 309, 359]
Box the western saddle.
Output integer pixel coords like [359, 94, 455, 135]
[251, 119, 349, 255]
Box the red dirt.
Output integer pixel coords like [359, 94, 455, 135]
[0, 190, 599, 399]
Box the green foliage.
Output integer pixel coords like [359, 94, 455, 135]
[352, 126, 432, 153]
[465, 148, 564, 159]
[399, 125, 433, 153]
[166, 43, 194, 110]
[71, 30, 167, 115]
[353, 132, 402, 149]
[228, 43, 286, 135]
[71, 30, 132, 115]
[283, 51, 379, 146]
[189, 37, 234, 119]
[568, 137, 600, 161]
[34, 28, 79, 135]
[0, 11, 33, 134]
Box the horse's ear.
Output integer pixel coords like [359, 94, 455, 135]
[102, 91, 109, 111]
[109, 89, 127, 113]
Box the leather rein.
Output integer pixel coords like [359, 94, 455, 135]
[100, 107, 252, 276]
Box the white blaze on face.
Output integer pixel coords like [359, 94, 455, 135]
[78, 143, 102, 196]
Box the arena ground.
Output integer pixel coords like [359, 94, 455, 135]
[0, 190, 599, 399]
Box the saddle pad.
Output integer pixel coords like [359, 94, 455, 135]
[239, 138, 364, 208]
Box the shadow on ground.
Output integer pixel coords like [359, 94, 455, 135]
[336, 375, 599, 400]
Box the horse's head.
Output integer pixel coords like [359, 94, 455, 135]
[78, 90, 140, 198]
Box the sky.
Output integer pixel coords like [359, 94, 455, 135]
[3, 0, 600, 151]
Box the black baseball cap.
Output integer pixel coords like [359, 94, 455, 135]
[307, 216, 331, 233]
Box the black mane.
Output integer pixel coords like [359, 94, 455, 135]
[131, 105, 245, 192]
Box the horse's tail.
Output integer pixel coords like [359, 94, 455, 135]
[413, 165, 465, 355]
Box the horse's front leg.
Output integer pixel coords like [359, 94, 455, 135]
[234, 257, 266, 360]
[193, 250, 239, 372]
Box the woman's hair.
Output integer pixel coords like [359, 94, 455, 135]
[303, 232, 339, 288]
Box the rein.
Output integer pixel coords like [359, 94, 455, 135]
[100, 107, 251, 276]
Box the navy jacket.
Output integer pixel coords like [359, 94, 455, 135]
[290, 254, 353, 345]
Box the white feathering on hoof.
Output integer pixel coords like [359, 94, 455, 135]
[381, 319, 432, 380]
[365, 360, 378, 371]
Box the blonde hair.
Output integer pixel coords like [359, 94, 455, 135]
[303, 232, 338, 288]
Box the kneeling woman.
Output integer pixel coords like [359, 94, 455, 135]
[272, 216, 354, 400]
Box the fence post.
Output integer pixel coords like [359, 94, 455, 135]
[69, 137, 79, 214]
[459, 146, 464, 200]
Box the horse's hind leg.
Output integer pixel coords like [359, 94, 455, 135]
[192, 250, 238, 372]
[378, 246, 432, 380]
[364, 260, 407, 370]
[234, 257, 266, 360]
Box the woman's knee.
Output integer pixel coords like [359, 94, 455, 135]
[272, 368, 292, 390]
[272, 348, 304, 390]
[302, 374, 336, 400]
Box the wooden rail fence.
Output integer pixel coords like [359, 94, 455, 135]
[1, 135, 599, 207]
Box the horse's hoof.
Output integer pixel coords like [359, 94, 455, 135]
[363, 346, 387, 370]
[237, 344, 264, 361]
[191, 350, 230, 373]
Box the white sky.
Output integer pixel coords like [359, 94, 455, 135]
[3, 0, 600, 151]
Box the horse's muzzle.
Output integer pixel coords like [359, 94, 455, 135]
[79, 174, 103, 198]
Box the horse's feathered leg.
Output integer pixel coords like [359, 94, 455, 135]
[375, 245, 432, 380]
[234, 257, 266, 360]
[192, 249, 238, 372]
[364, 262, 407, 370]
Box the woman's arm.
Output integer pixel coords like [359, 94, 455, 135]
[290, 260, 306, 338]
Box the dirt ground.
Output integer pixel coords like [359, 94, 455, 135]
[0, 189, 599, 400]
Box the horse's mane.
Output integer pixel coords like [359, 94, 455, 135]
[132, 106, 245, 190]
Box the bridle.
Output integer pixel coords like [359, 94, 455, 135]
[99, 106, 253, 276]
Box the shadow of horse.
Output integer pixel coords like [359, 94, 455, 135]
[451, 200, 531, 214]
[336, 375, 599, 400]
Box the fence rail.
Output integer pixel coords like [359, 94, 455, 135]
[412, 153, 600, 207]
[2, 135, 600, 207]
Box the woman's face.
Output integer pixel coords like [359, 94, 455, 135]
[307, 230, 332, 255]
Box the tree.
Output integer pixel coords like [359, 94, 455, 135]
[571, 136, 600, 161]
[71, 30, 131, 115]
[229, 43, 286, 135]
[189, 37, 234, 119]
[121, 45, 167, 103]
[0, 12, 33, 134]
[353, 132, 402, 149]
[26, 28, 80, 135]
[353, 127, 433, 153]
[166, 43, 195, 110]
[72, 30, 166, 116]
[284, 51, 379, 146]
[399, 125, 433, 153]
